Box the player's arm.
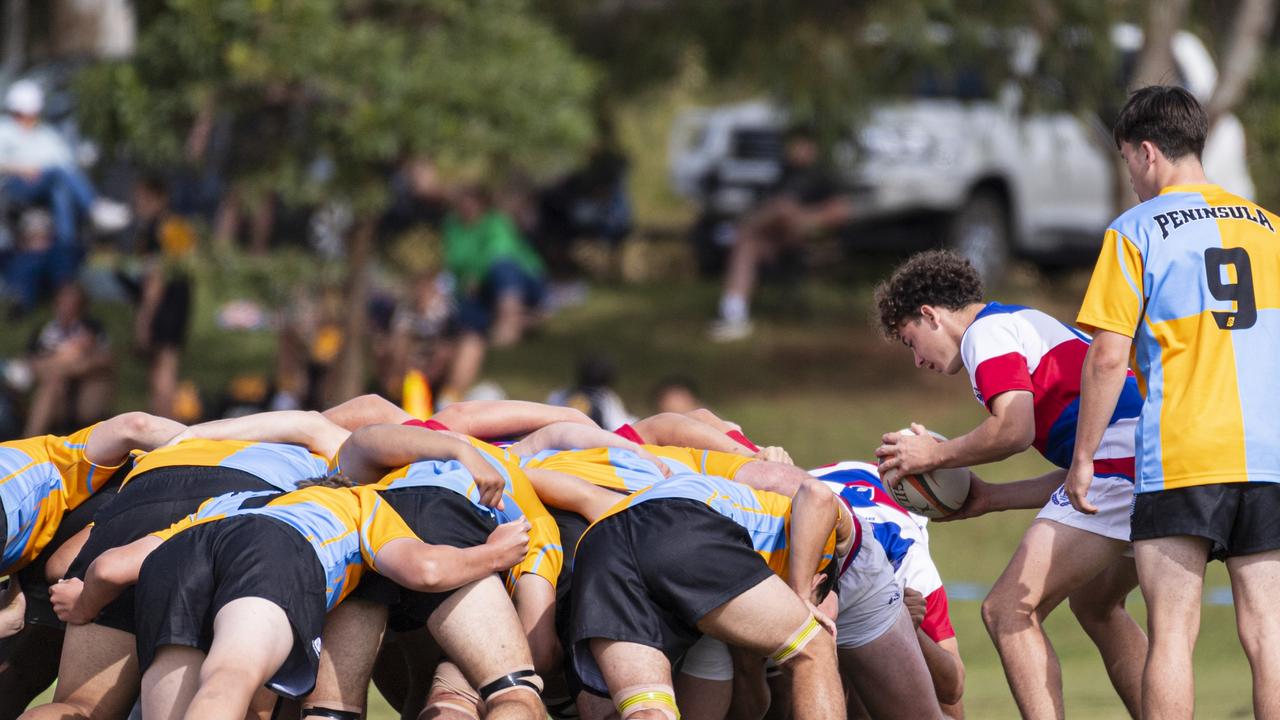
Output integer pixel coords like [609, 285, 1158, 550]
[876, 390, 1035, 478]
[508, 423, 672, 477]
[524, 468, 623, 522]
[630, 412, 755, 456]
[903, 587, 965, 705]
[165, 410, 351, 460]
[514, 574, 560, 676]
[322, 393, 412, 430]
[373, 519, 530, 593]
[920, 635, 965, 707]
[432, 400, 597, 439]
[786, 481, 842, 600]
[84, 411, 187, 467]
[937, 468, 1067, 522]
[1066, 330, 1133, 514]
[509, 422, 639, 456]
[338, 424, 506, 508]
[52, 534, 164, 625]
[682, 408, 740, 433]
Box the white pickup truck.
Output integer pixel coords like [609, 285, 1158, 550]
[669, 25, 1255, 280]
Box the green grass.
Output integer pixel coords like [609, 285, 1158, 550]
[23, 260, 1255, 718]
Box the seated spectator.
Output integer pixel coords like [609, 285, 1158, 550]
[443, 185, 547, 348]
[23, 283, 113, 435]
[709, 125, 856, 342]
[0, 81, 129, 270]
[3, 208, 74, 314]
[116, 175, 196, 418]
[651, 375, 703, 415]
[547, 354, 634, 430]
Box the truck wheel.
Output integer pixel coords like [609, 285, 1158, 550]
[948, 190, 1010, 283]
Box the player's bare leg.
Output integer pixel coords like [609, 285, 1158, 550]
[836, 607, 941, 720]
[427, 576, 543, 720]
[140, 645, 204, 720]
[1226, 548, 1280, 719]
[697, 575, 846, 720]
[675, 673, 731, 720]
[590, 640, 678, 720]
[303, 598, 389, 719]
[184, 598, 295, 720]
[20, 623, 140, 720]
[981, 519, 1127, 719]
[1134, 535, 1210, 720]
[1066, 555, 1145, 717]
[726, 649, 771, 720]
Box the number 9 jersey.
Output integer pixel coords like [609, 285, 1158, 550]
[1078, 183, 1280, 493]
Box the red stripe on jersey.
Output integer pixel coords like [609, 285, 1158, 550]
[921, 586, 956, 642]
[726, 429, 761, 453]
[1028, 339, 1089, 448]
[1094, 457, 1136, 479]
[403, 418, 450, 431]
[613, 424, 645, 444]
[973, 352, 1034, 410]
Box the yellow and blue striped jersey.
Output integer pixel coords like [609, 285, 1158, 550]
[375, 437, 562, 590]
[0, 423, 124, 576]
[519, 445, 756, 493]
[153, 485, 417, 610]
[125, 439, 332, 492]
[592, 473, 838, 582]
[1079, 183, 1280, 492]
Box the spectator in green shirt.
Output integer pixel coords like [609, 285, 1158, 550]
[439, 186, 547, 400]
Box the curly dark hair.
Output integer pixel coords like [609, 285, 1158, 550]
[873, 250, 984, 341]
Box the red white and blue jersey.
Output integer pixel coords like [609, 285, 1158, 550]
[811, 461, 955, 643]
[961, 302, 1142, 481]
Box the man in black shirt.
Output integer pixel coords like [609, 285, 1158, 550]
[710, 127, 855, 342]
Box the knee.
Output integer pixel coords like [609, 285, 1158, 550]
[980, 592, 1031, 635]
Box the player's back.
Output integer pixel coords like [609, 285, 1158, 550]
[1081, 183, 1280, 490]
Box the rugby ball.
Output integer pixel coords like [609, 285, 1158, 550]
[882, 429, 970, 519]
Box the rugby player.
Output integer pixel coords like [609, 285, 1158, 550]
[0, 412, 183, 715]
[872, 249, 1146, 718]
[1069, 86, 1280, 719]
[813, 460, 964, 718]
[51, 478, 529, 720]
[21, 410, 353, 720]
[299, 423, 560, 720]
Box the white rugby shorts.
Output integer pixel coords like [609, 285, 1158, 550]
[1036, 474, 1134, 544]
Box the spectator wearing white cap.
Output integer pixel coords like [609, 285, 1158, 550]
[0, 80, 129, 277]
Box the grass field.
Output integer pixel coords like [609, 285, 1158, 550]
[23, 259, 1254, 718]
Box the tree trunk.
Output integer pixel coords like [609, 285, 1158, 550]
[327, 217, 376, 407]
[2, 0, 27, 82]
[1130, 0, 1190, 90]
[1206, 0, 1278, 125]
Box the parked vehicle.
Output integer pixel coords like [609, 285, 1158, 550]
[669, 24, 1255, 279]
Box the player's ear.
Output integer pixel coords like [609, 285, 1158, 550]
[919, 305, 941, 329]
[1139, 140, 1160, 167]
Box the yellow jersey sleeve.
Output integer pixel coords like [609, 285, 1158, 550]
[508, 478, 563, 589]
[47, 424, 126, 509]
[1078, 229, 1146, 337]
[355, 486, 421, 572]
